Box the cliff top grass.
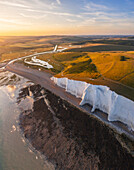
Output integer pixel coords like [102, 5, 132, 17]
[31, 51, 134, 100]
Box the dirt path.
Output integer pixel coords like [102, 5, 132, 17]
[102, 74, 134, 90]
[6, 63, 81, 107]
[118, 71, 134, 81]
[96, 60, 134, 91]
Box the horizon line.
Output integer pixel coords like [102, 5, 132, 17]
[0, 34, 134, 37]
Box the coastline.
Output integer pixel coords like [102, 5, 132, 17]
[2, 53, 134, 168]
[0, 36, 134, 169]
[6, 62, 134, 140]
[0, 71, 54, 170]
[18, 84, 134, 169]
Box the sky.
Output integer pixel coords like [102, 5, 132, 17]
[0, 0, 134, 35]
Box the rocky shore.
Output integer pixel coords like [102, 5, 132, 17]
[18, 84, 134, 170]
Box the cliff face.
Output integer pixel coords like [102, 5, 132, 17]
[51, 77, 134, 131]
[18, 84, 134, 170]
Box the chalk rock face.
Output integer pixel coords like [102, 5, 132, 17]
[93, 86, 110, 113]
[32, 56, 53, 69]
[80, 84, 96, 110]
[24, 56, 53, 69]
[80, 85, 110, 113]
[108, 95, 134, 131]
[66, 79, 88, 98]
[51, 77, 134, 131]
[51, 77, 67, 88]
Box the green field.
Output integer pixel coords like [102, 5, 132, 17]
[30, 51, 134, 87]
[65, 44, 134, 52]
[32, 52, 100, 79]
[87, 52, 134, 87]
[24, 50, 134, 100]
[71, 38, 134, 46]
[0, 36, 134, 100]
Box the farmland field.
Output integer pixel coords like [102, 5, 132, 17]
[0, 36, 134, 100]
[65, 44, 134, 52]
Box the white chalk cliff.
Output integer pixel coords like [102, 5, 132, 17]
[51, 77, 134, 131]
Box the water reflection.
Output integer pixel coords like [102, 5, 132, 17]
[0, 71, 54, 170]
[19, 84, 134, 170]
[7, 85, 16, 92]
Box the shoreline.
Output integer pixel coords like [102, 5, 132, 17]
[18, 119, 56, 169]
[18, 84, 134, 169]
[6, 62, 134, 140]
[0, 71, 54, 170]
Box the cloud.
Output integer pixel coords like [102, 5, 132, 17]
[24, 8, 82, 18]
[82, 11, 107, 16]
[24, 9, 36, 12]
[66, 19, 77, 22]
[0, 18, 32, 25]
[20, 13, 47, 19]
[80, 10, 133, 26]
[84, 2, 108, 11]
[0, 0, 58, 10]
[56, 0, 61, 5]
[80, 18, 96, 26]
[27, 0, 58, 10]
[82, 11, 126, 17]
[0, 1, 29, 8]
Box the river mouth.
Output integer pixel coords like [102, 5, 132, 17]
[18, 84, 134, 170]
[0, 71, 54, 170]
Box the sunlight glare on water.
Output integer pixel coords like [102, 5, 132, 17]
[0, 71, 54, 170]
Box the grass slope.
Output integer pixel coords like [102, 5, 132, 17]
[65, 44, 134, 52]
[88, 52, 134, 88]
[29, 51, 134, 100]
[1, 36, 133, 100]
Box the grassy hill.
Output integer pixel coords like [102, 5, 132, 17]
[25, 51, 134, 100]
[0, 36, 134, 100]
[37, 52, 100, 79]
[65, 44, 134, 52]
[88, 52, 134, 87]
